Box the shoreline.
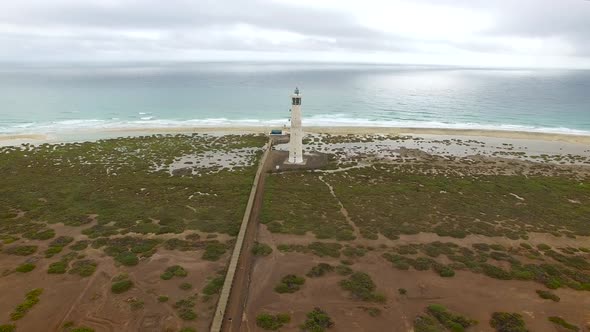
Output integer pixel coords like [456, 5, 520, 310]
[2, 126, 590, 146]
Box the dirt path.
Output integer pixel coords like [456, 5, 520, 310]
[318, 175, 362, 239]
[54, 267, 104, 330]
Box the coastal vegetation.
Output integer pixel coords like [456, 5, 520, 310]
[339, 272, 385, 302]
[414, 304, 477, 332]
[111, 279, 134, 294]
[547, 316, 580, 331]
[255, 313, 291, 330]
[0, 134, 266, 331]
[160, 265, 188, 280]
[0, 134, 265, 240]
[381, 240, 590, 290]
[536, 290, 560, 302]
[252, 242, 273, 256]
[301, 308, 334, 332]
[274, 274, 306, 293]
[10, 288, 43, 321]
[262, 149, 590, 240]
[174, 295, 198, 321]
[203, 275, 225, 296]
[252, 134, 590, 332]
[306, 263, 334, 277]
[489, 312, 528, 332]
[15, 263, 35, 273]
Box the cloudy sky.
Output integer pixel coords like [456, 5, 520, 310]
[1, 0, 589, 68]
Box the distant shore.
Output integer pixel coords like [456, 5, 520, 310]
[2, 126, 590, 146]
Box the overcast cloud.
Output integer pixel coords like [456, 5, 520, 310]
[0, 0, 589, 68]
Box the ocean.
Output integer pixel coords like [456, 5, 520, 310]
[1, 62, 589, 135]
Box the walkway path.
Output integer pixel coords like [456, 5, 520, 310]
[210, 141, 272, 332]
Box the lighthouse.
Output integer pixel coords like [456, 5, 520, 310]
[288, 87, 304, 164]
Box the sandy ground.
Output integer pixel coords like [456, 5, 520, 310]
[244, 225, 590, 332]
[0, 223, 227, 332]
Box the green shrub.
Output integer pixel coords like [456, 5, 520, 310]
[382, 253, 412, 270]
[48, 261, 68, 274]
[342, 246, 367, 258]
[10, 288, 43, 321]
[15, 263, 36, 273]
[481, 264, 512, 280]
[160, 265, 188, 280]
[412, 257, 434, 271]
[70, 241, 90, 251]
[339, 272, 385, 302]
[252, 242, 273, 256]
[44, 245, 63, 258]
[335, 265, 353, 276]
[547, 317, 579, 331]
[306, 263, 334, 277]
[158, 295, 169, 302]
[23, 229, 55, 240]
[179, 310, 197, 321]
[111, 280, 133, 294]
[535, 290, 560, 302]
[174, 296, 198, 321]
[69, 259, 97, 277]
[537, 244, 551, 251]
[203, 276, 224, 296]
[398, 288, 407, 295]
[490, 312, 528, 332]
[427, 304, 477, 331]
[256, 313, 291, 330]
[4, 245, 38, 256]
[115, 251, 139, 266]
[301, 307, 334, 332]
[202, 241, 227, 261]
[414, 315, 443, 332]
[308, 242, 341, 258]
[274, 274, 305, 293]
[0, 325, 16, 332]
[433, 264, 455, 278]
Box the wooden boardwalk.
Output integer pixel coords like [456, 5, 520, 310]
[210, 140, 272, 332]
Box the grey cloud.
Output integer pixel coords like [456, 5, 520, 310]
[0, 0, 589, 63]
[1, 0, 379, 39]
[414, 0, 590, 55]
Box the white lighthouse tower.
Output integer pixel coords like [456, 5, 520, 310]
[288, 87, 304, 164]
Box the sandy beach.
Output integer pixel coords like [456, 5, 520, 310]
[2, 126, 590, 147]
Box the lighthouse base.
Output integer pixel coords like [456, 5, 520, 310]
[286, 156, 306, 165]
[270, 151, 328, 172]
